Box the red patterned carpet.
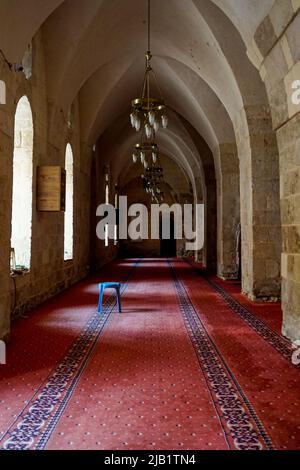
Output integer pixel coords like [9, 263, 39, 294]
[0, 259, 299, 450]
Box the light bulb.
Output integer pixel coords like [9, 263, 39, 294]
[140, 151, 145, 163]
[144, 160, 149, 169]
[148, 110, 155, 126]
[152, 152, 157, 163]
[130, 112, 136, 128]
[135, 116, 141, 132]
[132, 153, 138, 163]
[145, 123, 152, 139]
[153, 120, 159, 133]
[161, 114, 168, 128]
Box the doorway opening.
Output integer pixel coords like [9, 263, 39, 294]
[160, 215, 176, 257]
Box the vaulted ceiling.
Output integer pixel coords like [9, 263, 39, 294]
[0, 0, 275, 187]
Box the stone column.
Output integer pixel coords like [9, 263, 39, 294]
[235, 105, 281, 300]
[216, 143, 240, 280]
[277, 114, 300, 341]
[204, 174, 217, 273]
[252, 1, 300, 339]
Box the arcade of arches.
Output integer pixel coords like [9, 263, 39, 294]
[0, 0, 299, 451]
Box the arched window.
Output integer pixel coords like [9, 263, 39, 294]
[64, 144, 73, 260]
[11, 96, 33, 269]
[0, 80, 6, 104]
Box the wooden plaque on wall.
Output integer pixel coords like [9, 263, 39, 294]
[37, 166, 66, 212]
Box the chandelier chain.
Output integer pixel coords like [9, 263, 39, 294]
[148, 0, 151, 53]
[130, 0, 168, 192]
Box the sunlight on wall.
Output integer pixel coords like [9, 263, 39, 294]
[64, 143, 73, 260]
[11, 96, 33, 269]
[105, 178, 109, 247]
[0, 80, 6, 104]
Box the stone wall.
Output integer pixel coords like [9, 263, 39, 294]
[0, 33, 91, 341]
[253, 0, 300, 340]
[216, 142, 240, 279]
[235, 104, 281, 301]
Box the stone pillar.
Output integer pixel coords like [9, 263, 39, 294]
[216, 143, 240, 280]
[235, 105, 281, 300]
[204, 174, 217, 273]
[252, 0, 300, 339]
[277, 114, 300, 341]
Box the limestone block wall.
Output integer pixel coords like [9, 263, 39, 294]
[216, 143, 240, 279]
[234, 104, 281, 301]
[204, 173, 217, 273]
[253, 0, 300, 340]
[0, 33, 91, 341]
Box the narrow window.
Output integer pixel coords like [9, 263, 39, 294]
[114, 189, 118, 245]
[11, 96, 33, 270]
[105, 172, 109, 247]
[0, 80, 6, 104]
[64, 144, 73, 260]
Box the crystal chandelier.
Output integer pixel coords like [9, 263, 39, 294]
[130, 0, 168, 137]
[142, 164, 164, 203]
[132, 134, 159, 170]
[131, 127, 164, 201]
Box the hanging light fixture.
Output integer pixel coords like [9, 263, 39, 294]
[139, 150, 164, 203]
[132, 138, 158, 167]
[141, 167, 164, 203]
[131, 126, 165, 203]
[130, 0, 168, 136]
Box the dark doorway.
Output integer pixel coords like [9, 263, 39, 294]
[160, 215, 177, 257]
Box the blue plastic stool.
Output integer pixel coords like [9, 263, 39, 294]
[98, 282, 122, 314]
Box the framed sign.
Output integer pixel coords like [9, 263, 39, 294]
[37, 166, 66, 212]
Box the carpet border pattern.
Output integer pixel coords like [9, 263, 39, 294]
[1, 263, 138, 450]
[169, 260, 275, 451]
[187, 261, 296, 366]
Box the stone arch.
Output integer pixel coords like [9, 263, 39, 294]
[1, 0, 283, 299]
[95, 114, 217, 270]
